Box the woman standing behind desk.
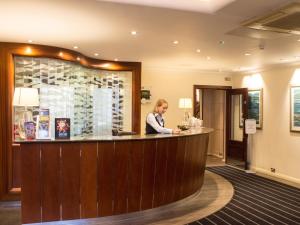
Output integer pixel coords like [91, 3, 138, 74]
[146, 99, 180, 134]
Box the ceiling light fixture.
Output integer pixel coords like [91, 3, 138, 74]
[196, 49, 201, 53]
[73, 46, 78, 49]
[114, 58, 119, 61]
[28, 40, 33, 43]
[245, 53, 251, 56]
[131, 31, 137, 35]
[25, 47, 32, 54]
[173, 40, 179, 45]
[59, 52, 63, 57]
[77, 57, 81, 61]
[207, 56, 211, 60]
[219, 40, 225, 45]
[280, 58, 288, 62]
[94, 53, 99, 56]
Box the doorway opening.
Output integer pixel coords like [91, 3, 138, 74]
[193, 85, 248, 170]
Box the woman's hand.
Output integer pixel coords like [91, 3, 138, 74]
[172, 128, 181, 134]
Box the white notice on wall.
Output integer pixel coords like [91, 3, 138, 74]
[245, 119, 256, 134]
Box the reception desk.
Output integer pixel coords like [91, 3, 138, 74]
[19, 128, 212, 224]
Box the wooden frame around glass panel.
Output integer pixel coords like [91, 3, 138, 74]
[0, 42, 141, 200]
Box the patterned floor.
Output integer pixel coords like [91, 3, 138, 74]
[188, 166, 300, 225]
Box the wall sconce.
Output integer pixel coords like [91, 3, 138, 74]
[291, 69, 300, 86]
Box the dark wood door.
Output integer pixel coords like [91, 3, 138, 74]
[226, 88, 248, 170]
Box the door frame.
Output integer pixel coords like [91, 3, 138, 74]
[193, 85, 232, 119]
[225, 88, 249, 170]
[193, 85, 232, 160]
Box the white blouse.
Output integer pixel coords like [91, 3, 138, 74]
[146, 113, 172, 134]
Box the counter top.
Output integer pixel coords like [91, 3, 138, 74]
[15, 127, 213, 143]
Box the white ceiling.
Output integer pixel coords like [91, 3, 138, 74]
[0, 0, 300, 73]
[97, 0, 236, 14]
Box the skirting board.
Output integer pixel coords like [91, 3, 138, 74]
[251, 166, 300, 189]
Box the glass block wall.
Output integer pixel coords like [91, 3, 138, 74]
[14, 56, 132, 138]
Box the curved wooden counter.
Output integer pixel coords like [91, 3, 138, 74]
[19, 128, 212, 224]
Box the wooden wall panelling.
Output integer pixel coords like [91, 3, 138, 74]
[141, 139, 157, 210]
[0, 44, 4, 200]
[127, 141, 143, 213]
[80, 142, 98, 218]
[153, 138, 169, 207]
[174, 137, 186, 201]
[12, 144, 21, 188]
[21, 143, 41, 223]
[61, 143, 80, 220]
[113, 141, 131, 215]
[41, 143, 61, 222]
[191, 136, 201, 193]
[181, 136, 194, 198]
[98, 142, 115, 216]
[165, 138, 178, 204]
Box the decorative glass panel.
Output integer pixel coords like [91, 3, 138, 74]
[13, 56, 132, 139]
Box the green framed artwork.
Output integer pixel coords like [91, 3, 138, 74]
[248, 89, 263, 129]
[290, 86, 300, 132]
[239, 89, 263, 129]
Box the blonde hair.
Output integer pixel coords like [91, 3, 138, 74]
[153, 99, 168, 113]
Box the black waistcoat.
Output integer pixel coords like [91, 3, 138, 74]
[145, 114, 164, 134]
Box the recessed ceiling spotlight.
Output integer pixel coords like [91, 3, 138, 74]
[280, 58, 288, 62]
[295, 56, 300, 60]
[102, 63, 110, 68]
[131, 31, 137, 35]
[114, 58, 119, 61]
[28, 40, 33, 43]
[219, 40, 225, 45]
[94, 53, 99, 56]
[245, 53, 251, 56]
[173, 40, 179, 45]
[25, 47, 32, 54]
[59, 52, 64, 57]
[73, 46, 78, 49]
[206, 56, 211, 60]
[196, 49, 201, 53]
[76, 57, 81, 61]
[298, 39, 300, 42]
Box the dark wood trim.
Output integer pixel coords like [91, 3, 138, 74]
[225, 88, 248, 170]
[193, 85, 232, 118]
[193, 85, 232, 90]
[0, 42, 141, 200]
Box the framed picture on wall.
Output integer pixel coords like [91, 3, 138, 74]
[248, 89, 263, 129]
[239, 89, 263, 129]
[290, 86, 300, 132]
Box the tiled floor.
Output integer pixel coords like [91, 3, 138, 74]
[206, 155, 225, 167]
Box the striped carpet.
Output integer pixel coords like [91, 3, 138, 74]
[189, 166, 300, 225]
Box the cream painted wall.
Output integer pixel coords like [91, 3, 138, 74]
[141, 67, 232, 134]
[233, 66, 300, 182]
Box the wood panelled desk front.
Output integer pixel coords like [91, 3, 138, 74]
[18, 128, 213, 224]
